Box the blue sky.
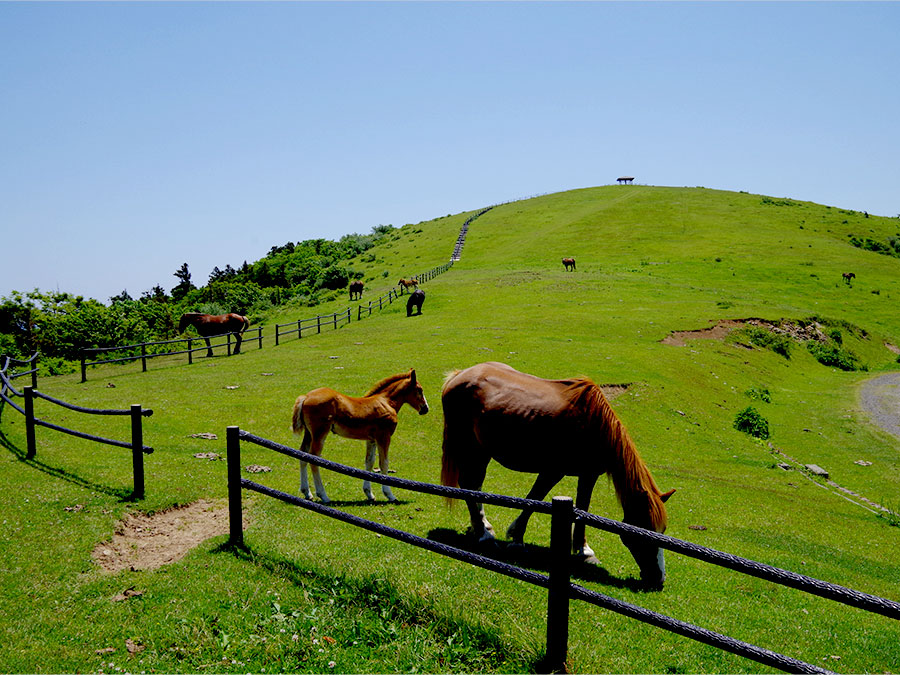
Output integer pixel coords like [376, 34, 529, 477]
[2, 2, 898, 303]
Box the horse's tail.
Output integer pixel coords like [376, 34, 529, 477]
[239, 315, 250, 334]
[439, 369, 463, 505]
[291, 395, 307, 436]
[440, 426, 460, 507]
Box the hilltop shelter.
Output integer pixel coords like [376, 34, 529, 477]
[617, 176, 635, 184]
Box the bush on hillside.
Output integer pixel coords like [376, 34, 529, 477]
[806, 341, 864, 371]
[734, 406, 770, 440]
[734, 326, 792, 358]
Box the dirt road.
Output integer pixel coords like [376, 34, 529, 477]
[859, 372, 900, 440]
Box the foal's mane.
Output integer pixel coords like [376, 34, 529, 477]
[565, 378, 668, 531]
[365, 370, 413, 396]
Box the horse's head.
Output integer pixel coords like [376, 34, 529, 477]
[404, 369, 429, 415]
[177, 313, 194, 333]
[620, 488, 675, 589]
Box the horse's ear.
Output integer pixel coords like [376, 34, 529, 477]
[409, 369, 417, 385]
[660, 489, 676, 503]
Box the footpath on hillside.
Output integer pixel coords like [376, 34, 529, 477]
[860, 373, 900, 441]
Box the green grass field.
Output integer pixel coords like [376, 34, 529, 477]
[2, 185, 899, 673]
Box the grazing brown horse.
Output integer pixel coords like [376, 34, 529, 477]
[842, 272, 856, 285]
[178, 312, 250, 357]
[291, 369, 429, 503]
[398, 278, 418, 294]
[349, 280, 364, 300]
[441, 361, 674, 587]
[562, 257, 576, 271]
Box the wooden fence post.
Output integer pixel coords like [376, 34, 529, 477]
[31, 356, 38, 390]
[317, 315, 322, 334]
[80, 352, 87, 383]
[141, 343, 147, 373]
[227, 426, 243, 546]
[188, 338, 193, 365]
[545, 496, 573, 673]
[130, 404, 145, 499]
[24, 385, 36, 460]
[275, 324, 280, 346]
[227, 333, 232, 357]
[257, 327, 263, 349]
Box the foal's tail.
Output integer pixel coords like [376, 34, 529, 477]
[291, 395, 306, 436]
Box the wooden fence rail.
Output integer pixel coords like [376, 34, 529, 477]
[81, 327, 263, 382]
[226, 427, 899, 673]
[0, 354, 152, 498]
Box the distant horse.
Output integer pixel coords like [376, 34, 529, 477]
[842, 272, 856, 285]
[441, 361, 675, 588]
[349, 280, 364, 300]
[291, 369, 430, 503]
[406, 289, 425, 317]
[178, 312, 250, 357]
[562, 257, 576, 271]
[398, 278, 418, 294]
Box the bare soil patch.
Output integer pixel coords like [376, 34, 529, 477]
[660, 317, 833, 347]
[92, 499, 240, 573]
[600, 384, 631, 400]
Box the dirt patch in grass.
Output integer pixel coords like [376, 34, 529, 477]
[600, 384, 631, 400]
[660, 317, 833, 347]
[92, 500, 241, 573]
[660, 319, 747, 346]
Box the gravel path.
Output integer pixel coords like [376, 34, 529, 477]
[859, 372, 900, 440]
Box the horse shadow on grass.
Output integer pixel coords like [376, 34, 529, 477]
[0, 421, 134, 501]
[426, 527, 649, 593]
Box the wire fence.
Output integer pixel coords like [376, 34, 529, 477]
[226, 427, 900, 674]
[80, 327, 264, 382]
[1, 352, 153, 498]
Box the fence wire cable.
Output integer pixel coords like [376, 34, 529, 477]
[238, 430, 832, 675]
[575, 509, 900, 620]
[31, 389, 153, 417]
[239, 430, 552, 513]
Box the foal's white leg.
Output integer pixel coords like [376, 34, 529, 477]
[311, 465, 330, 504]
[377, 440, 397, 502]
[300, 460, 312, 500]
[362, 440, 377, 501]
[299, 433, 313, 500]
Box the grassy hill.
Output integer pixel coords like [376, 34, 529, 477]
[1, 185, 898, 673]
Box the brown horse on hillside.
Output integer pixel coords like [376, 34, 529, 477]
[349, 280, 364, 300]
[398, 278, 418, 294]
[441, 361, 674, 588]
[291, 369, 429, 503]
[562, 257, 576, 271]
[178, 312, 250, 357]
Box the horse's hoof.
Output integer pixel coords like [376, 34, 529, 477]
[507, 541, 526, 556]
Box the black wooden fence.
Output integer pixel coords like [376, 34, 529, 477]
[80, 327, 264, 382]
[225, 426, 900, 674]
[275, 308, 351, 345]
[1, 353, 153, 499]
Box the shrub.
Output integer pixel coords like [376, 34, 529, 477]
[736, 326, 792, 358]
[745, 387, 771, 403]
[806, 341, 862, 371]
[734, 406, 770, 439]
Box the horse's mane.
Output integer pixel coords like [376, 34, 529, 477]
[365, 370, 413, 396]
[565, 378, 667, 532]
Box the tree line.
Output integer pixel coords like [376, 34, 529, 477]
[1, 227, 397, 373]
